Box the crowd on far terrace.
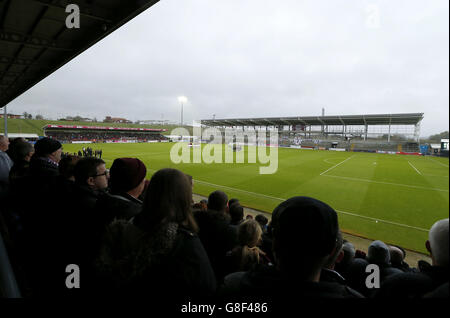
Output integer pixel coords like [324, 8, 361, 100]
[45, 131, 168, 143]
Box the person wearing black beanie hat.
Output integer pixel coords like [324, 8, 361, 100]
[29, 137, 62, 177]
[34, 137, 62, 161]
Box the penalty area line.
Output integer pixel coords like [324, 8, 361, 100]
[129, 167, 431, 232]
[427, 157, 449, 168]
[320, 155, 354, 176]
[322, 174, 448, 192]
[193, 179, 429, 232]
[335, 210, 428, 232]
[408, 161, 422, 175]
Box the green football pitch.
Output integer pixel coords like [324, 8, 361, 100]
[63, 142, 449, 254]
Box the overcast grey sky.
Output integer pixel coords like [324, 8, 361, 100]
[8, 0, 449, 137]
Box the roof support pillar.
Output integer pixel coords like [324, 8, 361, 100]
[3, 105, 7, 138]
[388, 123, 391, 142]
[414, 123, 421, 142]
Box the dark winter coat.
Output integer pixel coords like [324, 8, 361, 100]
[94, 220, 217, 297]
[29, 156, 59, 177]
[220, 264, 364, 299]
[95, 192, 143, 227]
[374, 265, 449, 298]
[194, 209, 238, 283]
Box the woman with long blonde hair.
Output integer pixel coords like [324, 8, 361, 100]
[227, 219, 272, 272]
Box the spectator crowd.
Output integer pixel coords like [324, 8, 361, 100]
[0, 136, 448, 302]
[45, 131, 168, 143]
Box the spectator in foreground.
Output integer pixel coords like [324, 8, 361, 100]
[29, 137, 62, 177]
[0, 136, 13, 197]
[5, 137, 25, 159]
[366, 240, 403, 284]
[335, 240, 356, 279]
[229, 198, 240, 207]
[8, 140, 34, 181]
[225, 219, 271, 274]
[58, 155, 80, 182]
[253, 213, 273, 262]
[220, 196, 363, 299]
[95, 168, 216, 297]
[345, 257, 371, 297]
[73, 157, 109, 211]
[96, 158, 147, 224]
[375, 218, 449, 298]
[66, 157, 110, 282]
[389, 245, 413, 273]
[255, 214, 269, 233]
[320, 231, 346, 285]
[194, 190, 237, 283]
[229, 202, 244, 226]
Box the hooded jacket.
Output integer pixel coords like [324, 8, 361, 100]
[94, 220, 217, 297]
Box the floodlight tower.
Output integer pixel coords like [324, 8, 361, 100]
[178, 96, 187, 125]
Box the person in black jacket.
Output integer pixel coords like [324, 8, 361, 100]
[220, 196, 364, 300]
[29, 137, 62, 177]
[374, 218, 449, 298]
[7, 138, 34, 182]
[321, 231, 346, 285]
[194, 190, 238, 284]
[72, 157, 109, 211]
[95, 157, 147, 226]
[366, 240, 403, 290]
[95, 168, 216, 297]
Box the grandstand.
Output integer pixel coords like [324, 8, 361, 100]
[201, 113, 424, 153]
[43, 124, 168, 143]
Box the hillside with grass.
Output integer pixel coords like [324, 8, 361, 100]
[0, 118, 193, 136]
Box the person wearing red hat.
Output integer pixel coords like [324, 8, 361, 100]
[95, 157, 147, 226]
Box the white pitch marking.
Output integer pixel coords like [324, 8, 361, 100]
[322, 174, 448, 192]
[194, 179, 286, 202]
[408, 161, 422, 175]
[320, 155, 354, 176]
[323, 158, 343, 165]
[193, 179, 430, 232]
[427, 157, 449, 168]
[335, 209, 428, 232]
[112, 161, 434, 232]
[423, 174, 449, 178]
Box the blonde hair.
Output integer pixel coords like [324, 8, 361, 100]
[238, 219, 262, 247]
[232, 219, 264, 271]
